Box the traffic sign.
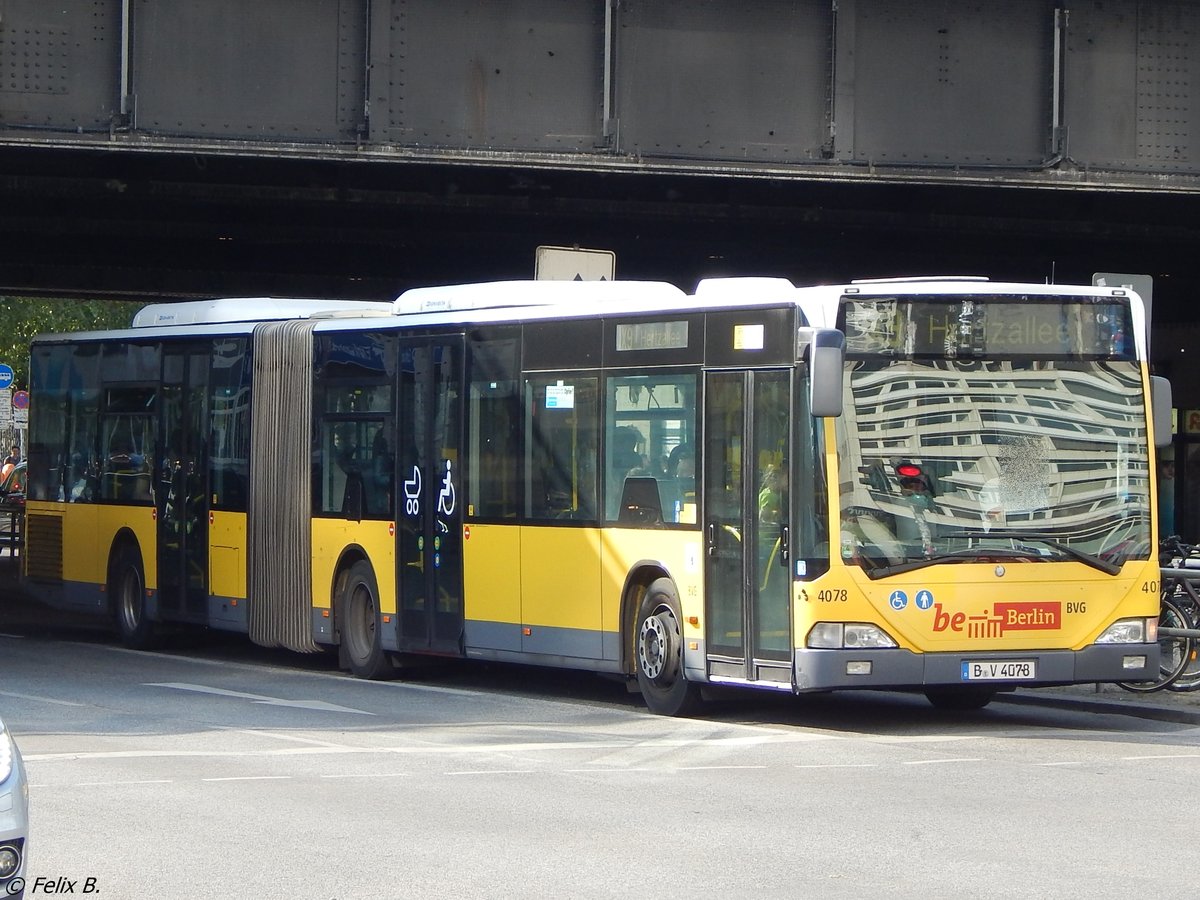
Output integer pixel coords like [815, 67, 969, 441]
[0, 364, 12, 390]
[535, 245, 615, 281]
[12, 390, 28, 410]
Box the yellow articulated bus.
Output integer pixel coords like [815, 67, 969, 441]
[23, 276, 1171, 715]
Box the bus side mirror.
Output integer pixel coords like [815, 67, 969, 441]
[1151, 375, 1173, 448]
[807, 329, 845, 418]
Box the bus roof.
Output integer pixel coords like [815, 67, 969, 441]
[52, 277, 1146, 357]
[393, 279, 688, 314]
[131, 297, 395, 328]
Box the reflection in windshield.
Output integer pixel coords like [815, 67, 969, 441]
[836, 358, 1152, 572]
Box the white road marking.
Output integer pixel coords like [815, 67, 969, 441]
[23, 732, 815, 763]
[563, 768, 659, 773]
[1121, 753, 1200, 760]
[901, 758, 983, 765]
[0, 689, 91, 708]
[866, 734, 983, 744]
[71, 779, 174, 787]
[145, 681, 376, 715]
[676, 765, 767, 771]
[202, 775, 293, 782]
[795, 763, 878, 769]
[228, 728, 363, 749]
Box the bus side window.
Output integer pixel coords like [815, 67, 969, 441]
[100, 413, 154, 503]
[525, 376, 598, 522]
[468, 379, 519, 520]
[604, 373, 698, 525]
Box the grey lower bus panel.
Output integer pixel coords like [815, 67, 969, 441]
[793, 644, 1160, 691]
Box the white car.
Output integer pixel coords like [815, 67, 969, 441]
[0, 716, 28, 897]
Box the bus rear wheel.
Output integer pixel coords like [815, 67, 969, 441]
[110, 544, 157, 650]
[635, 578, 701, 717]
[339, 560, 394, 680]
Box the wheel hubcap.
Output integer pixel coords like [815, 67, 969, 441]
[639, 611, 672, 682]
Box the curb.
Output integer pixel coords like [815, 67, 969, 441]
[1001, 687, 1200, 725]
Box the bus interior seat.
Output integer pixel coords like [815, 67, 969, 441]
[618, 476, 664, 526]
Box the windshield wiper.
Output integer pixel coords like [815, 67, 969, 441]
[938, 530, 1121, 576]
[1012, 535, 1120, 575]
[862, 547, 1048, 581]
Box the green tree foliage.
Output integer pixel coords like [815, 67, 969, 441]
[0, 296, 143, 388]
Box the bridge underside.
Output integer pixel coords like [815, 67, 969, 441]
[3, 0, 1200, 386]
[0, 144, 1196, 311]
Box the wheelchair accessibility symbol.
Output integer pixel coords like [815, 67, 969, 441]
[889, 590, 908, 611]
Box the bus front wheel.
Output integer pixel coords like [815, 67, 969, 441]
[635, 578, 701, 717]
[110, 544, 156, 650]
[339, 560, 394, 680]
[924, 686, 996, 711]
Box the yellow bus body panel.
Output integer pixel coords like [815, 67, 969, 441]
[209, 510, 246, 600]
[799, 557, 1162, 652]
[54, 502, 157, 588]
[310, 518, 397, 613]
[598, 527, 704, 635]
[519, 526, 602, 631]
[464, 523, 704, 639]
[463, 524, 521, 625]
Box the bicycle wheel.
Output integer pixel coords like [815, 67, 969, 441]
[1117, 596, 1193, 693]
[1166, 592, 1200, 692]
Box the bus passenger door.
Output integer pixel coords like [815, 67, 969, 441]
[703, 370, 792, 686]
[157, 346, 210, 621]
[397, 338, 465, 655]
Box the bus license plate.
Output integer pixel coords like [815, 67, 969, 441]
[961, 660, 1035, 681]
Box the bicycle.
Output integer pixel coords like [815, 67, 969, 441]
[1116, 536, 1197, 693]
[1159, 536, 1200, 692]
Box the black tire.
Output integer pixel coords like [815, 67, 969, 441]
[110, 543, 157, 650]
[339, 560, 394, 680]
[924, 686, 996, 711]
[1165, 642, 1200, 692]
[1117, 596, 1192, 693]
[634, 577, 702, 717]
[1165, 594, 1200, 692]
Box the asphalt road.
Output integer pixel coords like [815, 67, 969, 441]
[3, 578, 1200, 899]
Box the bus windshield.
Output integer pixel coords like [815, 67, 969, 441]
[835, 295, 1152, 576]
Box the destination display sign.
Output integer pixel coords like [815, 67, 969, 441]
[839, 295, 1135, 360]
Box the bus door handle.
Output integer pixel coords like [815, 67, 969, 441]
[780, 526, 790, 565]
[706, 522, 715, 557]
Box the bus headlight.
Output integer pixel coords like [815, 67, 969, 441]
[1094, 618, 1152, 644]
[0, 845, 19, 879]
[807, 622, 898, 649]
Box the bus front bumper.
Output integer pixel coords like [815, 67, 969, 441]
[793, 643, 1161, 692]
